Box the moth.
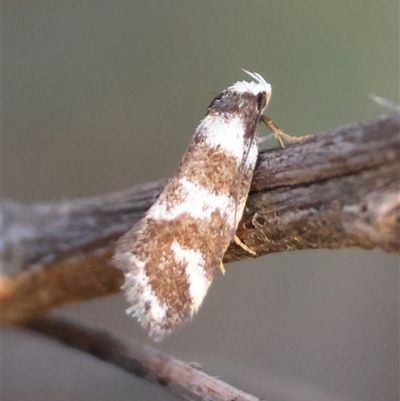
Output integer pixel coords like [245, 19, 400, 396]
[114, 71, 275, 341]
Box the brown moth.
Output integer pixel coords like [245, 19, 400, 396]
[114, 71, 272, 341]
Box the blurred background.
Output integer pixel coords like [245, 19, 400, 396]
[2, 1, 399, 400]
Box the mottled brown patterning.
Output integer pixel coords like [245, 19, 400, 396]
[114, 71, 272, 341]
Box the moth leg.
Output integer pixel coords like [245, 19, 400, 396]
[258, 133, 274, 145]
[261, 115, 303, 148]
[219, 260, 226, 275]
[234, 235, 257, 256]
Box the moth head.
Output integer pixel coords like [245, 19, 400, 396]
[229, 70, 272, 112]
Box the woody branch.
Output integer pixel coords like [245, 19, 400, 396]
[26, 315, 261, 401]
[1, 113, 399, 325]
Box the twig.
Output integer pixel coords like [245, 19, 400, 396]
[1, 113, 399, 325]
[27, 315, 261, 401]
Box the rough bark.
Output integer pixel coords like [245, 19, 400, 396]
[1, 113, 399, 325]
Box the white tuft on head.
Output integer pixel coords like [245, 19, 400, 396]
[229, 70, 272, 97]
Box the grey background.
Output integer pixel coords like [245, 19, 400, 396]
[2, 1, 399, 401]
